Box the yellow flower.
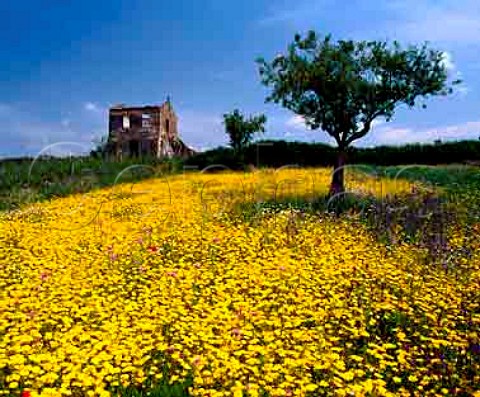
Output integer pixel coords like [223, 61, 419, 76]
[0, 167, 477, 395]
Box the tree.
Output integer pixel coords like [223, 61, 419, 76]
[223, 109, 267, 155]
[257, 31, 460, 195]
[90, 135, 114, 159]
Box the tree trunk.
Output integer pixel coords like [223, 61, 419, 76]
[329, 149, 346, 196]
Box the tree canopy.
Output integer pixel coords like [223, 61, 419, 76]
[257, 31, 460, 193]
[223, 109, 267, 154]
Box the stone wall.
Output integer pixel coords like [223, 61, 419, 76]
[108, 102, 184, 159]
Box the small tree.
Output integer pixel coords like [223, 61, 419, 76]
[90, 135, 115, 159]
[257, 31, 460, 195]
[223, 109, 267, 156]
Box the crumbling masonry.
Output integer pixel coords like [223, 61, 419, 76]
[108, 100, 195, 159]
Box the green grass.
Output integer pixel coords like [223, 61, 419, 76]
[373, 164, 480, 190]
[370, 164, 480, 224]
[0, 156, 184, 212]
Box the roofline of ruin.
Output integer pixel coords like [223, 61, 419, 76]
[109, 102, 171, 111]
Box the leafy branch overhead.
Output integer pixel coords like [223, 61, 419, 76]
[257, 31, 461, 150]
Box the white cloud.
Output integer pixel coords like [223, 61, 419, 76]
[438, 52, 469, 96]
[0, 104, 105, 158]
[377, 0, 480, 45]
[286, 115, 385, 134]
[177, 110, 226, 150]
[259, 0, 480, 45]
[355, 119, 385, 131]
[274, 2, 474, 63]
[286, 115, 307, 130]
[441, 52, 455, 72]
[30, 142, 94, 158]
[210, 70, 238, 82]
[84, 102, 102, 113]
[364, 120, 480, 146]
[399, 14, 480, 44]
[258, 0, 332, 26]
[61, 118, 71, 128]
[456, 85, 470, 96]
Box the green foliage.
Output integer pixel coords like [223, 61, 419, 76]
[350, 140, 480, 166]
[111, 374, 193, 397]
[2, 140, 479, 213]
[0, 155, 184, 211]
[257, 31, 459, 150]
[372, 164, 480, 226]
[223, 109, 267, 153]
[185, 139, 480, 170]
[377, 164, 480, 188]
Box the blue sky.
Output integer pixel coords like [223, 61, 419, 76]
[1, 0, 480, 158]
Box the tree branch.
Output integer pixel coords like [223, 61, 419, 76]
[345, 98, 399, 145]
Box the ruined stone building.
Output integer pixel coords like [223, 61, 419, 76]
[107, 100, 195, 159]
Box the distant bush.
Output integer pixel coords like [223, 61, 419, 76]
[185, 139, 480, 169]
[349, 140, 480, 166]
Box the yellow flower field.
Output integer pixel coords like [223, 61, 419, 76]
[0, 168, 479, 397]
